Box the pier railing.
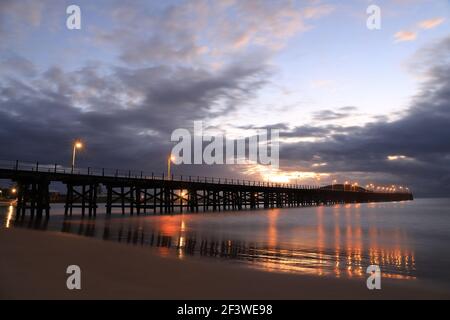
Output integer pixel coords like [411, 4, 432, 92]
[0, 159, 411, 193]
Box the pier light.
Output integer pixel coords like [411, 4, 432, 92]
[72, 140, 84, 169]
[11, 188, 17, 194]
[167, 154, 176, 180]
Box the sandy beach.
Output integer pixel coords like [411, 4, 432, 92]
[1, 228, 449, 300]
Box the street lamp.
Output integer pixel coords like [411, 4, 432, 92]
[167, 154, 176, 180]
[72, 140, 83, 168]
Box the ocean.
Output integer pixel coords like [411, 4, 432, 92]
[1, 198, 450, 291]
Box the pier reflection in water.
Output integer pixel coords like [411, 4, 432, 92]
[1, 202, 416, 280]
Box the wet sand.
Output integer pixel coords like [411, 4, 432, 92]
[0, 228, 448, 300]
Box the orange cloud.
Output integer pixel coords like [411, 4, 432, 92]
[418, 17, 445, 30]
[394, 31, 417, 43]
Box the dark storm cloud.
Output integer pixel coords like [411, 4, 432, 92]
[114, 61, 270, 132]
[0, 0, 276, 181]
[0, 54, 269, 175]
[280, 37, 450, 196]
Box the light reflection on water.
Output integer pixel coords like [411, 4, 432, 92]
[0, 200, 427, 281]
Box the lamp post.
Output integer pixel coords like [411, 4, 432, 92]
[72, 140, 83, 169]
[167, 154, 175, 180]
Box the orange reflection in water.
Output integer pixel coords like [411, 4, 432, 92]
[177, 219, 187, 259]
[316, 205, 325, 276]
[5, 205, 13, 228]
[333, 205, 341, 277]
[267, 209, 279, 248]
[249, 203, 416, 281]
[157, 216, 181, 236]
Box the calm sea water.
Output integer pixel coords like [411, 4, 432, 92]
[1, 198, 450, 289]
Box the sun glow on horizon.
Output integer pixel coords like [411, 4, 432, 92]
[244, 164, 330, 184]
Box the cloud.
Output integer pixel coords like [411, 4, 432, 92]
[407, 36, 450, 76]
[94, 0, 334, 66]
[301, 4, 334, 19]
[393, 17, 444, 46]
[1, 0, 293, 182]
[0, 54, 37, 77]
[0, 0, 44, 29]
[279, 36, 450, 196]
[394, 31, 417, 42]
[418, 17, 445, 30]
[312, 106, 358, 121]
[0, 53, 270, 174]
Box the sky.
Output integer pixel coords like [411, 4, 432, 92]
[0, 0, 449, 196]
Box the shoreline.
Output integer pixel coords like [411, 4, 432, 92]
[1, 228, 449, 299]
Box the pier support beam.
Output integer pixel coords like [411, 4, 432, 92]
[64, 183, 98, 217]
[15, 179, 50, 217]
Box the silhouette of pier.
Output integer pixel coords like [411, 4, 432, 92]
[0, 160, 413, 217]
